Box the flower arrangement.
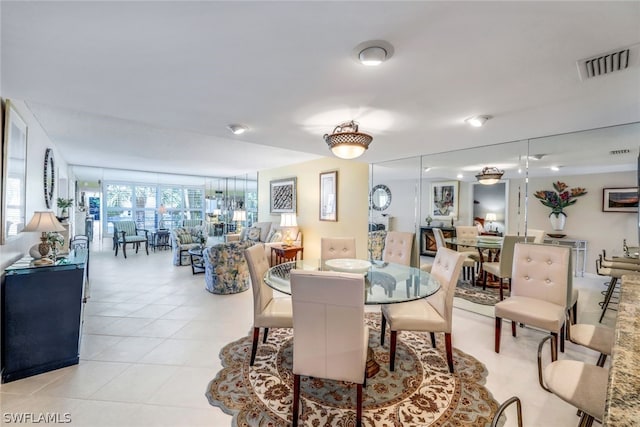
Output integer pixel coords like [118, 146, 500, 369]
[57, 197, 74, 218]
[46, 232, 65, 260]
[534, 181, 587, 217]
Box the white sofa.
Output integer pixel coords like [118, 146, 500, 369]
[226, 221, 302, 265]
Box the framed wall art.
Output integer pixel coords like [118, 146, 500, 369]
[1, 100, 28, 244]
[270, 177, 297, 214]
[602, 187, 639, 212]
[430, 181, 459, 220]
[319, 170, 337, 221]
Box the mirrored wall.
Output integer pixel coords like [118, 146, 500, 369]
[370, 122, 640, 313]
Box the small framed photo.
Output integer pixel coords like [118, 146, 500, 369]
[270, 177, 297, 214]
[319, 170, 337, 221]
[430, 181, 459, 220]
[602, 187, 639, 212]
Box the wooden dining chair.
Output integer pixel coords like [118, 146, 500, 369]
[380, 247, 465, 372]
[290, 269, 368, 427]
[244, 244, 293, 366]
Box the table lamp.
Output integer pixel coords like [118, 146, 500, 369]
[232, 209, 246, 233]
[23, 211, 66, 265]
[280, 213, 297, 246]
[485, 213, 497, 232]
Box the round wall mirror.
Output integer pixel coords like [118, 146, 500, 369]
[44, 148, 55, 209]
[370, 184, 391, 211]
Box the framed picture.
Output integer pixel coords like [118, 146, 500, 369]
[430, 181, 459, 220]
[319, 170, 338, 221]
[270, 177, 297, 213]
[602, 187, 639, 212]
[1, 100, 28, 244]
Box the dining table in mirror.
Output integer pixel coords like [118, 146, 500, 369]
[264, 258, 441, 305]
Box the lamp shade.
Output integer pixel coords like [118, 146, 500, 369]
[23, 211, 65, 233]
[212, 209, 222, 216]
[232, 210, 246, 221]
[280, 213, 297, 227]
[485, 213, 497, 222]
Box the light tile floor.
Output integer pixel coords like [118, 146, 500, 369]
[0, 241, 614, 426]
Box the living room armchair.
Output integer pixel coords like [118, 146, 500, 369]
[203, 240, 255, 294]
[113, 220, 149, 258]
[171, 225, 207, 266]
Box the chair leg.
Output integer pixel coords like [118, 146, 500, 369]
[578, 412, 595, 427]
[389, 331, 397, 371]
[495, 317, 502, 353]
[135, 242, 139, 254]
[250, 327, 260, 366]
[445, 332, 454, 373]
[115, 242, 119, 256]
[511, 320, 517, 337]
[483, 271, 487, 290]
[572, 301, 578, 324]
[380, 315, 387, 346]
[550, 332, 558, 361]
[430, 332, 436, 348]
[356, 383, 363, 427]
[560, 325, 565, 353]
[292, 374, 301, 427]
[123, 242, 127, 258]
[263, 328, 269, 344]
[599, 277, 618, 323]
[597, 353, 607, 367]
[144, 240, 149, 255]
[499, 279, 504, 301]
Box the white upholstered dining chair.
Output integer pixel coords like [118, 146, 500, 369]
[380, 247, 465, 373]
[321, 237, 357, 261]
[290, 269, 368, 427]
[433, 227, 476, 284]
[482, 235, 531, 300]
[494, 243, 571, 361]
[244, 244, 293, 366]
[382, 231, 414, 266]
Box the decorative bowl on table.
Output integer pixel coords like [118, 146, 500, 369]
[325, 258, 372, 274]
[476, 236, 502, 244]
[546, 233, 567, 239]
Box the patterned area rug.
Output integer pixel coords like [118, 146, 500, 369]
[454, 280, 510, 306]
[206, 313, 499, 426]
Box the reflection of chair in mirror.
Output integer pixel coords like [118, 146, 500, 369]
[494, 243, 571, 361]
[527, 229, 545, 243]
[382, 231, 414, 266]
[537, 336, 608, 427]
[321, 237, 356, 261]
[596, 256, 640, 322]
[244, 244, 293, 366]
[482, 235, 531, 300]
[381, 247, 465, 372]
[290, 270, 367, 427]
[436, 227, 475, 284]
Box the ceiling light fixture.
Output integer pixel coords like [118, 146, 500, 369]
[323, 120, 372, 159]
[227, 124, 248, 135]
[465, 115, 491, 127]
[475, 166, 504, 185]
[359, 46, 387, 66]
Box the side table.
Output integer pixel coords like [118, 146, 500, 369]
[188, 247, 206, 274]
[271, 244, 304, 265]
[150, 229, 171, 252]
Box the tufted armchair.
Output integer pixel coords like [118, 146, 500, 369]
[113, 220, 149, 258]
[171, 225, 207, 266]
[494, 243, 571, 361]
[202, 240, 255, 294]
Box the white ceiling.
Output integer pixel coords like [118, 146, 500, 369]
[2, 1, 640, 179]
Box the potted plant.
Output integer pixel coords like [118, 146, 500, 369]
[56, 197, 74, 220]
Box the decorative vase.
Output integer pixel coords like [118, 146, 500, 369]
[549, 212, 566, 231]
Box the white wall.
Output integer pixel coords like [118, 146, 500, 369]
[259, 157, 369, 261]
[1, 99, 71, 270]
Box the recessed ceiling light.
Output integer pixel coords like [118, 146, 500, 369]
[424, 167, 432, 172]
[550, 166, 561, 171]
[353, 40, 394, 66]
[227, 124, 248, 135]
[528, 154, 546, 160]
[465, 115, 491, 127]
[457, 173, 464, 179]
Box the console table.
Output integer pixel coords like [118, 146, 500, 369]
[420, 226, 456, 256]
[1, 250, 88, 383]
[542, 237, 587, 277]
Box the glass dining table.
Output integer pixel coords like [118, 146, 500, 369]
[263, 259, 441, 305]
[444, 236, 503, 284]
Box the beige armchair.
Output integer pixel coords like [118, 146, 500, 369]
[321, 237, 356, 261]
[383, 231, 414, 266]
[289, 269, 368, 427]
[380, 247, 465, 373]
[244, 244, 293, 366]
[494, 243, 571, 361]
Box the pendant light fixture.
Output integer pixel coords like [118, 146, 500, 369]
[323, 120, 372, 160]
[475, 166, 504, 185]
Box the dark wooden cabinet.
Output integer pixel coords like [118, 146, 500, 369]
[420, 227, 456, 256]
[1, 250, 87, 383]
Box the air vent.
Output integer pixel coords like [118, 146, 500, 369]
[610, 149, 631, 155]
[577, 43, 640, 80]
